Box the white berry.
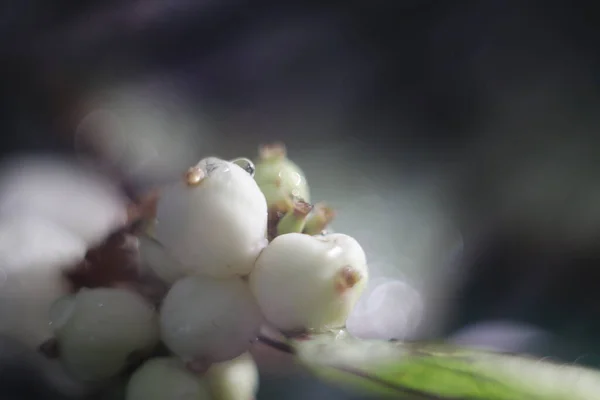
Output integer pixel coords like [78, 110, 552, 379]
[50, 288, 159, 382]
[249, 232, 369, 332]
[160, 276, 263, 364]
[0, 156, 128, 247]
[126, 357, 211, 400]
[206, 352, 259, 400]
[0, 216, 87, 348]
[154, 157, 268, 278]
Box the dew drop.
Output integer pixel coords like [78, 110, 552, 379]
[231, 158, 256, 177]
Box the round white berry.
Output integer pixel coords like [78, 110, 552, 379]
[0, 216, 87, 348]
[154, 157, 268, 278]
[50, 288, 159, 382]
[205, 352, 259, 400]
[160, 276, 263, 364]
[126, 357, 211, 400]
[0, 156, 128, 247]
[249, 232, 369, 333]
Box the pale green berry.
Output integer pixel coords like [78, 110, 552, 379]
[126, 357, 211, 400]
[50, 288, 159, 382]
[206, 352, 259, 400]
[253, 143, 310, 211]
[249, 232, 369, 333]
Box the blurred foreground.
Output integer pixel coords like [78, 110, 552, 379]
[2, 0, 600, 399]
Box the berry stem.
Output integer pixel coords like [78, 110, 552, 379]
[276, 200, 313, 236]
[303, 203, 336, 235]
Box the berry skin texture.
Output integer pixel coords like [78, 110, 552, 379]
[205, 352, 259, 400]
[159, 276, 263, 364]
[154, 157, 268, 278]
[50, 288, 159, 382]
[126, 357, 212, 400]
[249, 232, 369, 333]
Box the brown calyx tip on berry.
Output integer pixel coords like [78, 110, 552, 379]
[334, 266, 362, 293]
[292, 199, 313, 217]
[316, 203, 336, 222]
[184, 166, 206, 187]
[259, 142, 287, 161]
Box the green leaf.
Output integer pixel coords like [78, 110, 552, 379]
[291, 331, 600, 399]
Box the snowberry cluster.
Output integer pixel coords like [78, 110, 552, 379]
[0, 144, 369, 400]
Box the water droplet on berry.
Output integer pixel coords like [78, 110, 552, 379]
[231, 158, 256, 177]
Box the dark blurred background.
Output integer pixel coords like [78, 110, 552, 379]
[2, 0, 600, 398]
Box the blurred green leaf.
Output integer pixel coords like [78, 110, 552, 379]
[291, 331, 600, 399]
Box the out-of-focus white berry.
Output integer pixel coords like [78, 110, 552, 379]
[154, 157, 268, 278]
[0, 215, 88, 273]
[206, 352, 259, 400]
[50, 288, 159, 382]
[0, 156, 128, 247]
[125, 357, 211, 400]
[249, 232, 369, 333]
[75, 83, 209, 186]
[160, 276, 263, 364]
[0, 216, 87, 348]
